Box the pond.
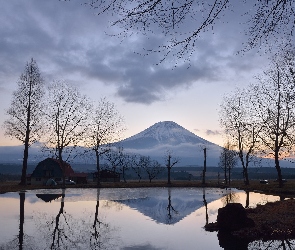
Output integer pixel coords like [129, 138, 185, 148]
[0, 187, 292, 249]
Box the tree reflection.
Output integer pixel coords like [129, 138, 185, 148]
[35, 189, 81, 249]
[90, 188, 117, 249]
[0, 192, 36, 250]
[245, 191, 250, 208]
[34, 189, 119, 249]
[248, 239, 295, 249]
[221, 189, 240, 206]
[203, 188, 208, 226]
[51, 189, 67, 249]
[166, 188, 178, 224]
[19, 192, 25, 250]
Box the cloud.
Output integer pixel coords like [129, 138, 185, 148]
[205, 130, 222, 136]
[0, 0, 268, 106]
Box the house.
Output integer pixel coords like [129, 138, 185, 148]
[93, 169, 120, 182]
[69, 172, 88, 184]
[29, 158, 75, 185]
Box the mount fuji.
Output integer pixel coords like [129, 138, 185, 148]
[118, 121, 223, 166]
[0, 121, 223, 167]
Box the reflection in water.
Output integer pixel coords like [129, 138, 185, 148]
[34, 189, 119, 250]
[218, 230, 249, 250]
[91, 188, 102, 248]
[90, 188, 118, 250]
[0, 192, 35, 250]
[36, 194, 62, 203]
[214, 190, 295, 250]
[19, 192, 25, 250]
[166, 188, 178, 224]
[203, 188, 208, 226]
[221, 189, 240, 206]
[51, 189, 65, 249]
[249, 239, 295, 249]
[245, 191, 249, 208]
[1, 188, 293, 250]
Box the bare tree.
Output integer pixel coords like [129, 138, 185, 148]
[165, 151, 179, 185]
[81, 1, 295, 62]
[251, 51, 295, 187]
[43, 81, 91, 187]
[104, 146, 124, 181]
[117, 150, 131, 183]
[3, 58, 44, 185]
[218, 142, 238, 186]
[219, 88, 262, 185]
[140, 156, 163, 183]
[84, 0, 231, 62]
[86, 98, 125, 186]
[129, 154, 143, 182]
[246, 1, 295, 50]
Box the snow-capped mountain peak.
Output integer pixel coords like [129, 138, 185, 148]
[122, 121, 211, 147]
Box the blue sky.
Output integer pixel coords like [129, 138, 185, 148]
[0, 0, 272, 146]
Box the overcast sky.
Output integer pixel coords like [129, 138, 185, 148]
[0, 0, 273, 147]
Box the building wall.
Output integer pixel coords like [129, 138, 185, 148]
[30, 158, 66, 185]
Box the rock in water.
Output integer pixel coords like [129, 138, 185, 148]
[217, 203, 254, 231]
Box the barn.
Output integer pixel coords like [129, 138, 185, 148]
[29, 158, 75, 185]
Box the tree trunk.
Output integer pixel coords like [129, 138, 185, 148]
[275, 149, 283, 188]
[20, 141, 29, 186]
[20, 92, 32, 185]
[202, 148, 207, 185]
[228, 165, 231, 186]
[167, 155, 171, 185]
[58, 149, 66, 188]
[96, 150, 100, 186]
[224, 165, 227, 185]
[244, 166, 249, 186]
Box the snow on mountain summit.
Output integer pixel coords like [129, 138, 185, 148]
[121, 121, 213, 148]
[118, 121, 222, 166]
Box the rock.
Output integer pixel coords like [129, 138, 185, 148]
[217, 203, 254, 231]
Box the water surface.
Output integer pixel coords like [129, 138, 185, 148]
[0, 187, 287, 249]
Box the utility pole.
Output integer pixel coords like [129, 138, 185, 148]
[202, 148, 207, 185]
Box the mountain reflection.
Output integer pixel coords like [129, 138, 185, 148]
[114, 187, 223, 225]
[2, 187, 289, 249]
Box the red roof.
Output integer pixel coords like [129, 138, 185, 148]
[51, 158, 74, 176]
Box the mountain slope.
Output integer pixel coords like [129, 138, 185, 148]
[121, 121, 214, 148]
[119, 121, 222, 166]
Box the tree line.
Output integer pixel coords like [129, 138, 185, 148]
[3, 62, 179, 186]
[219, 47, 295, 187]
[3, 59, 125, 186]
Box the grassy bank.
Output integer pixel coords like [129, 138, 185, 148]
[1, 179, 295, 197]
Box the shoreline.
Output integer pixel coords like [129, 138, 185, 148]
[1, 179, 295, 196]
